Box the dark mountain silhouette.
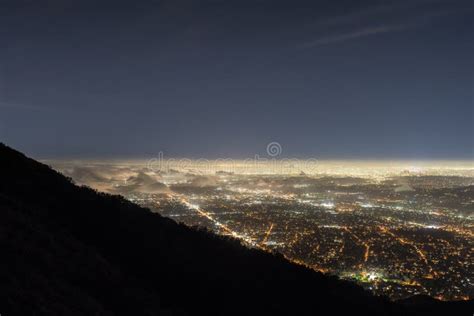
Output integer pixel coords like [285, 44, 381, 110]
[0, 143, 472, 315]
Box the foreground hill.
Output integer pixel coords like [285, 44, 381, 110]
[0, 143, 471, 315]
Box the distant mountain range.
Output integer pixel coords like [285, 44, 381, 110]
[0, 143, 471, 315]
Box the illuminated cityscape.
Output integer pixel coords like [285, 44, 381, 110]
[2, 0, 473, 314]
[52, 159, 474, 301]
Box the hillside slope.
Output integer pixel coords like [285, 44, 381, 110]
[0, 143, 471, 315]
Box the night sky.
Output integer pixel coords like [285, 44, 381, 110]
[0, 0, 473, 159]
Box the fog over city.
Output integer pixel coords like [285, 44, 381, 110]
[50, 159, 474, 301]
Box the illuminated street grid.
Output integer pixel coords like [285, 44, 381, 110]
[54, 161, 474, 301]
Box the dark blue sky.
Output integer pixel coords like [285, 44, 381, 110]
[0, 0, 473, 159]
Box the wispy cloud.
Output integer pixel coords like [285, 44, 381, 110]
[301, 24, 411, 48]
[0, 100, 56, 112]
[300, 2, 472, 49]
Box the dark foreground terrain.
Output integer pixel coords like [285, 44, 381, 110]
[0, 143, 472, 315]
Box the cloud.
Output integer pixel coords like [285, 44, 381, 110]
[300, 1, 473, 49]
[114, 172, 170, 194]
[114, 181, 170, 195]
[125, 172, 160, 186]
[57, 164, 171, 195]
[301, 24, 411, 48]
[60, 165, 115, 192]
[188, 175, 219, 187]
[67, 166, 108, 184]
